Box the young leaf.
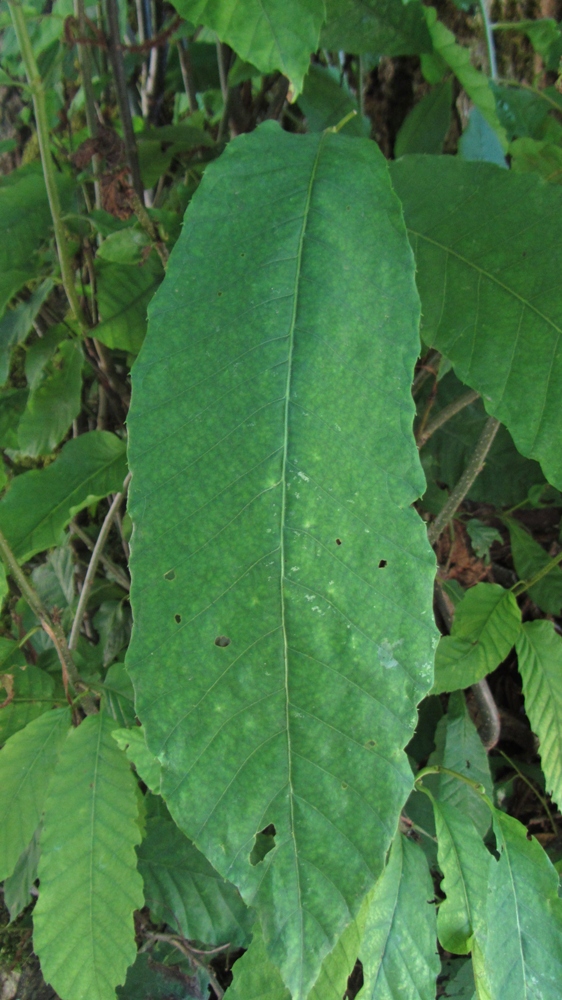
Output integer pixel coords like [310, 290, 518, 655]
[395, 81, 452, 157]
[458, 107, 507, 168]
[390, 156, 562, 490]
[137, 817, 253, 947]
[127, 121, 437, 997]
[3, 824, 41, 922]
[515, 621, 562, 809]
[298, 64, 369, 136]
[433, 584, 521, 694]
[33, 713, 144, 1000]
[0, 278, 53, 383]
[100, 661, 136, 727]
[0, 707, 70, 881]
[168, 0, 325, 95]
[112, 726, 162, 792]
[360, 833, 440, 998]
[481, 811, 562, 1000]
[95, 257, 163, 354]
[507, 517, 562, 614]
[422, 8, 507, 148]
[0, 430, 127, 562]
[433, 691, 493, 836]
[430, 797, 489, 954]
[466, 519, 502, 564]
[0, 663, 56, 745]
[321, 0, 432, 57]
[17, 339, 83, 457]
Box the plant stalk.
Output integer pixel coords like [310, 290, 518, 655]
[69, 474, 131, 649]
[417, 389, 480, 447]
[177, 38, 198, 113]
[0, 527, 96, 712]
[512, 547, 562, 596]
[478, 0, 498, 81]
[9, 0, 87, 328]
[105, 0, 145, 201]
[74, 0, 102, 209]
[428, 415, 500, 544]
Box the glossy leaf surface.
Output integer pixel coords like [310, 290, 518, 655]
[391, 156, 562, 489]
[128, 122, 437, 997]
[33, 713, 144, 1000]
[516, 621, 562, 809]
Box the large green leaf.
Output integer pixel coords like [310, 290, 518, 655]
[431, 692, 492, 836]
[0, 708, 70, 881]
[360, 833, 440, 998]
[430, 796, 489, 955]
[516, 621, 562, 810]
[33, 713, 144, 1000]
[433, 584, 521, 694]
[127, 121, 437, 997]
[321, 0, 431, 56]
[137, 817, 253, 946]
[0, 430, 127, 562]
[168, 0, 325, 94]
[390, 156, 562, 490]
[480, 810, 562, 1000]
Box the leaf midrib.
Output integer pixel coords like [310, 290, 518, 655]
[279, 130, 326, 995]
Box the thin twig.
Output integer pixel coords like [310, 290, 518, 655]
[74, 0, 102, 209]
[478, 0, 498, 81]
[428, 416, 500, 544]
[412, 350, 441, 396]
[177, 39, 199, 113]
[0, 527, 96, 712]
[70, 521, 130, 591]
[146, 933, 225, 999]
[497, 749, 557, 834]
[105, 0, 144, 201]
[512, 547, 562, 597]
[69, 473, 131, 649]
[417, 389, 480, 447]
[9, 1, 87, 330]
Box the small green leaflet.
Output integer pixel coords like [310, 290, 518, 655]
[3, 824, 41, 921]
[507, 517, 562, 614]
[516, 621, 562, 810]
[0, 663, 56, 745]
[433, 583, 520, 693]
[17, 340, 83, 457]
[127, 121, 437, 997]
[430, 796, 489, 954]
[0, 431, 127, 562]
[33, 713, 144, 1000]
[112, 725, 162, 792]
[430, 691, 493, 836]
